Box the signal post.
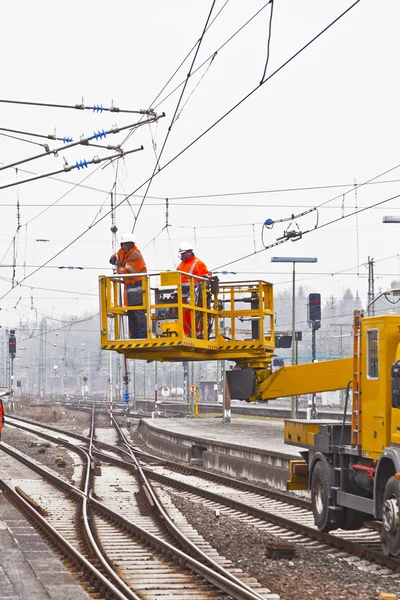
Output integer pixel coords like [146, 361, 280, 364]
[308, 293, 321, 419]
[8, 329, 16, 405]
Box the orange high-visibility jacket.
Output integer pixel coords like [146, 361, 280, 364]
[177, 255, 209, 284]
[111, 245, 147, 286]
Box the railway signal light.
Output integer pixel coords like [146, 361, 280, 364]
[8, 330, 16, 357]
[308, 293, 321, 329]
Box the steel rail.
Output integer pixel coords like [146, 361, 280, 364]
[7, 414, 313, 511]
[0, 479, 131, 600]
[7, 414, 400, 575]
[111, 416, 267, 600]
[89, 441, 400, 572]
[83, 406, 142, 600]
[1, 424, 266, 600]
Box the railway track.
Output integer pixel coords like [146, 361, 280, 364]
[10, 413, 394, 572]
[2, 413, 277, 600]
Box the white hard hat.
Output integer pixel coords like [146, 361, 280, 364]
[120, 232, 135, 244]
[179, 241, 193, 253]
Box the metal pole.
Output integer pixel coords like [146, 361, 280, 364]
[154, 360, 158, 412]
[222, 360, 231, 423]
[133, 360, 136, 411]
[109, 352, 113, 424]
[311, 325, 317, 419]
[191, 361, 195, 416]
[143, 360, 146, 400]
[10, 356, 14, 406]
[291, 262, 296, 418]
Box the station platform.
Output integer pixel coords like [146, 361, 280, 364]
[136, 416, 307, 491]
[0, 491, 90, 599]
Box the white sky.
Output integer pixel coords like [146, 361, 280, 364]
[1, 0, 399, 327]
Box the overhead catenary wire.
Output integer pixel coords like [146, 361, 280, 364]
[132, 0, 218, 233]
[0, 0, 363, 303]
[0, 114, 162, 174]
[213, 189, 400, 271]
[0, 126, 73, 144]
[0, 130, 50, 149]
[0, 147, 144, 193]
[151, 1, 273, 113]
[260, 0, 274, 83]
[0, 97, 156, 115]
[120, 0, 232, 149]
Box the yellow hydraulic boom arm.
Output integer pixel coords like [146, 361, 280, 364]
[257, 357, 353, 401]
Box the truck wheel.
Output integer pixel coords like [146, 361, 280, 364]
[311, 460, 341, 532]
[382, 476, 400, 556]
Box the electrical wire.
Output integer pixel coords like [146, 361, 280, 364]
[260, 0, 274, 83]
[152, 2, 273, 113]
[132, 0, 218, 232]
[213, 188, 400, 271]
[0, 97, 155, 115]
[0, 115, 161, 174]
[0, 146, 144, 193]
[0, 1, 363, 303]
[120, 0, 232, 148]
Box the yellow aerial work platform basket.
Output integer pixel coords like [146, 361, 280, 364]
[99, 271, 275, 362]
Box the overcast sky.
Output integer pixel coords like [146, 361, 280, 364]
[0, 0, 399, 328]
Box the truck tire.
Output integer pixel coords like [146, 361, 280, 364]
[311, 460, 341, 532]
[381, 476, 400, 556]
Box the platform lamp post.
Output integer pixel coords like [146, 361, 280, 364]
[271, 257, 318, 418]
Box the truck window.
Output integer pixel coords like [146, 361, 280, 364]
[367, 329, 379, 379]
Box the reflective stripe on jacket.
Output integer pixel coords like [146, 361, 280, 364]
[176, 255, 210, 284]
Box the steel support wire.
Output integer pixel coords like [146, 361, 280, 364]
[0, 97, 156, 115]
[0, 147, 144, 192]
[111, 416, 266, 600]
[0, 2, 362, 304]
[132, 0, 218, 232]
[0, 114, 164, 174]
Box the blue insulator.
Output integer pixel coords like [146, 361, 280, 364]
[93, 129, 107, 140]
[222, 270, 228, 275]
[75, 159, 89, 170]
[68, 266, 74, 270]
[123, 389, 129, 403]
[264, 218, 273, 226]
[62, 136, 73, 144]
[91, 104, 104, 113]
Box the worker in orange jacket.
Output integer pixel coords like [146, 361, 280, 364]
[176, 241, 210, 336]
[110, 233, 147, 339]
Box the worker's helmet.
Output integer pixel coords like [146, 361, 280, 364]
[178, 241, 193, 254]
[120, 232, 135, 244]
